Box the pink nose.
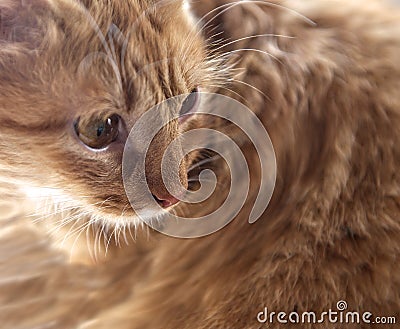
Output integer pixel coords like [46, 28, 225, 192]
[152, 193, 180, 208]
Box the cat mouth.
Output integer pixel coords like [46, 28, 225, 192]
[122, 153, 220, 221]
[24, 151, 221, 229]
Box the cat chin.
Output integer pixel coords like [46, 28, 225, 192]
[20, 185, 170, 230]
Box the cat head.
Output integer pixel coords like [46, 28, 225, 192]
[0, 0, 225, 227]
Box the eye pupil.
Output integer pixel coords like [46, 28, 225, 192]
[75, 114, 121, 150]
[97, 124, 105, 137]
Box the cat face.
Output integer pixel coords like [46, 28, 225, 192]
[0, 0, 222, 225]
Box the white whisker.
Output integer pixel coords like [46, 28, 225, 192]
[213, 34, 295, 52]
[215, 48, 282, 64]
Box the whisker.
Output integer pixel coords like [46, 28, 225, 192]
[213, 34, 295, 52]
[198, 0, 315, 36]
[188, 154, 221, 172]
[229, 78, 271, 101]
[215, 48, 282, 64]
[70, 220, 93, 258]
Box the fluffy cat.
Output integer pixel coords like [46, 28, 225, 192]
[0, 0, 400, 328]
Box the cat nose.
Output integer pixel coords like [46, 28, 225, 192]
[152, 192, 180, 208]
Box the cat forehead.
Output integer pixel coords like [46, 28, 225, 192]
[0, 0, 205, 123]
[0, 0, 189, 41]
[0, 0, 198, 80]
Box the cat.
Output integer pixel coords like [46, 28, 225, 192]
[0, 0, 400, 328]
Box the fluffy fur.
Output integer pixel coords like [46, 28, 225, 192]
[0, 0, 400, 328]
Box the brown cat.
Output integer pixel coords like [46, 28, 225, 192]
[1, 0, 400, 328]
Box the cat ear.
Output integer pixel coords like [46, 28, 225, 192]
[182, 0, 191, 13]
[0, 0, 47, 47]
[0, 1, 17, 42]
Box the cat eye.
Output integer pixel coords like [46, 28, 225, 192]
[180, 88, 200, 115]
[75, 114, 121, 150]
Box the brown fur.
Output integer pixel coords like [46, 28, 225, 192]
[1, 0, 400, 328]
